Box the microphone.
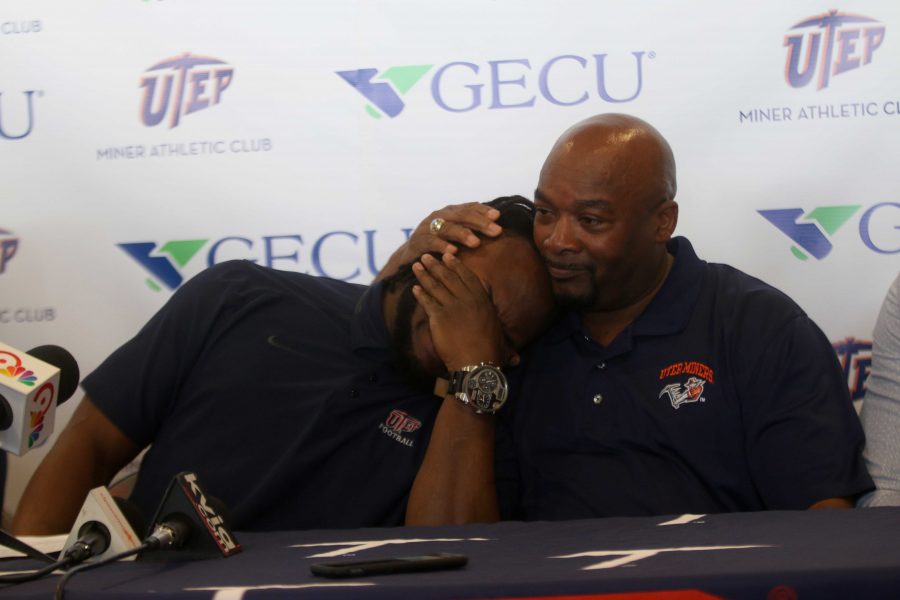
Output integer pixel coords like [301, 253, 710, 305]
[53, 475, 238, 599]
[60, 487, 145, 565]
[140, 471, 241, 560]
[0, 341, 79, 455]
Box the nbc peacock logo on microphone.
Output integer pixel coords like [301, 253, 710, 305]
[0, 348, 56, 447]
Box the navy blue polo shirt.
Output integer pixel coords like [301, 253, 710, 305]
[498, 237, 872, 520]
[84, 261, 440, 531]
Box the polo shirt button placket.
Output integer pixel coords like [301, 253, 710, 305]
[592, 362, 606, 404]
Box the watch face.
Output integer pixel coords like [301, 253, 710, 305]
[466, 366, 507, 412]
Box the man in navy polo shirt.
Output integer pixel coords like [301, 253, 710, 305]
[11, 196, 555, 534]
[404, 114, 872, 525]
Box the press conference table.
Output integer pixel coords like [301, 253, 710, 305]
[4, 508, 900, 599]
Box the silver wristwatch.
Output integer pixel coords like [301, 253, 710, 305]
[443, 363, 508, 415]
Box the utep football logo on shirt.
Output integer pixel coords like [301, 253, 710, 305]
[784, 10, 885, 91]
[658, 362, 715, 410]
[379, 409, 422, 447]
[140, 53, 234, 128]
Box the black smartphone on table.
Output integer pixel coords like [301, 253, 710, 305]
[310, 552, 468, 578]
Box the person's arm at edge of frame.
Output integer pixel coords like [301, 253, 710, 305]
[404, 253, 508, 526]
[857, 273, 900, 507]
[10, 395, 140, 535]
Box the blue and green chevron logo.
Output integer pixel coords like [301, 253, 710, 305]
[757, 205, 861, 260]
[335, 65, 433, 119]
[118, 240, 208, 291]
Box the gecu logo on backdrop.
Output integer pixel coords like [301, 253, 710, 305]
[758, 202, 900, 260]
[0, 20, 42, 141]
[785, 9, 885, 90]
[337, 51, 651, 119]
[0, 91, 39, 140]
[0, 17, 42, 140]
[118, 229, 412, 291]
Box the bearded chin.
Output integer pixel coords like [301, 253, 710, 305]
[552, 279, 599, 311]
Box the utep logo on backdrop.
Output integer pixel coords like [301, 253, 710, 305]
[140, 53, 234, 128]
[118, 240, 208, 291]
[784, 10, 885, 90]
[119, 229, 417, 291]
[337, 52, 648, 118]
[0, 229, 19, 274]
[758, 205, 860, 260]
[0, 91, 38, 140]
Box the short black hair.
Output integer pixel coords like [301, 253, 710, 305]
[483, 195, 535, 242]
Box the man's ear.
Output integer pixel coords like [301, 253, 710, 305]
[656, 200, 678, 241]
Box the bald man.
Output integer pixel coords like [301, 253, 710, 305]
[402, 114, 872, 525]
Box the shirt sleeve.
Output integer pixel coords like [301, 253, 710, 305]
[858, 273, 900, 507]
[81, 262, 246, 447]
[740, 311, 873, 509]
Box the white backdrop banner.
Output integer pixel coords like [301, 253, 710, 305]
[1, 0, 898, 517]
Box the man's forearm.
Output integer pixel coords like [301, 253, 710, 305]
[11, 397, 139, 535]
[809, 497, 854, 509]
[11, 442, 109, 535]
[406, 398, 499, 526]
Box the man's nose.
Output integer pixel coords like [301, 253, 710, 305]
[542, 216, 580, 254]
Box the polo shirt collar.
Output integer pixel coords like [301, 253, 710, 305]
[350, 280, 392, 352]
[545, 236, 705, 344]
[633, 236, 705, 336]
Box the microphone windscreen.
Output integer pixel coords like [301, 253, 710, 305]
[27, 345, 79, 404]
